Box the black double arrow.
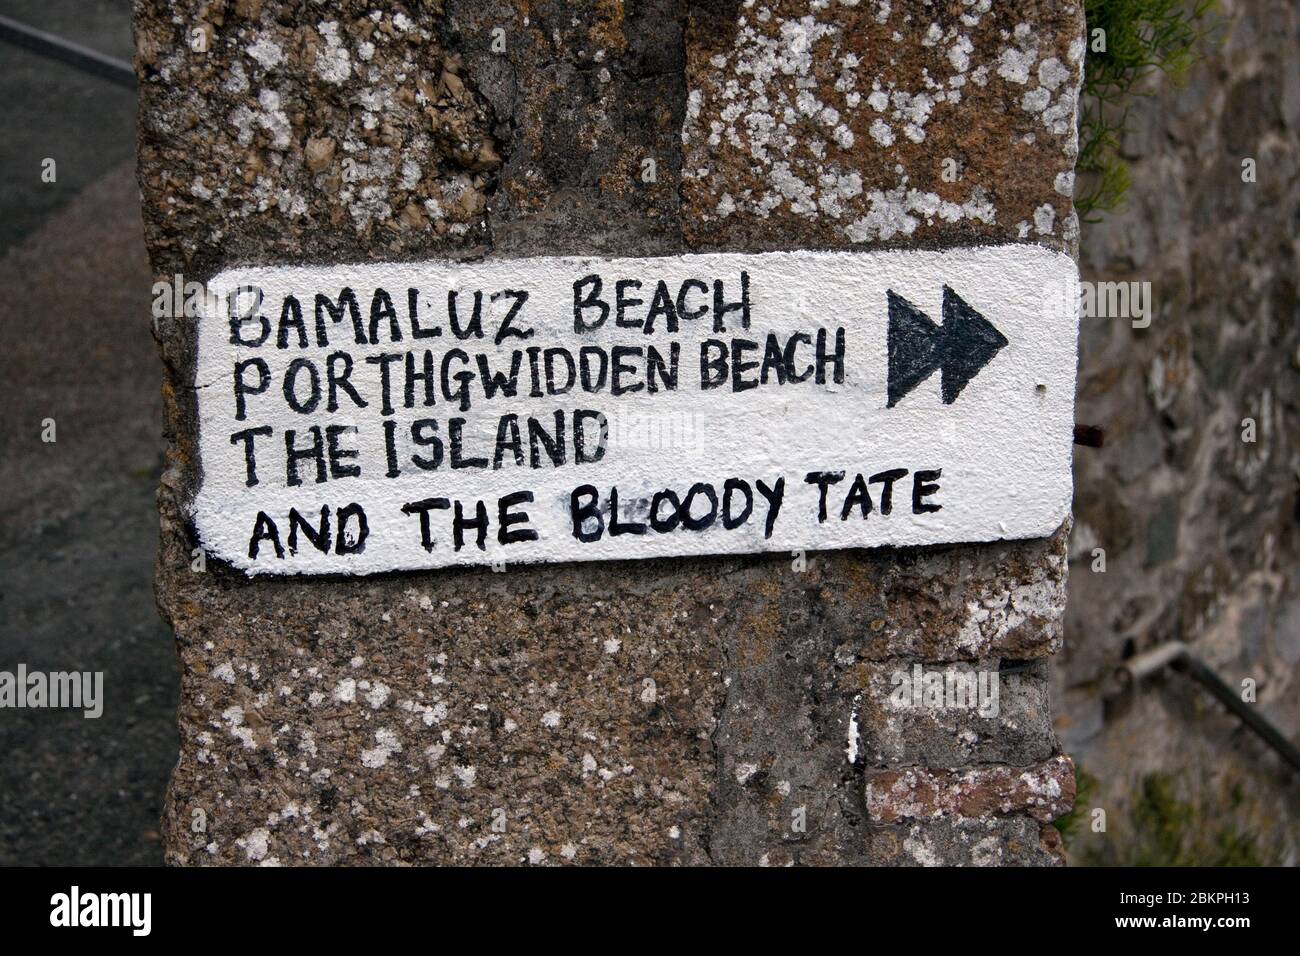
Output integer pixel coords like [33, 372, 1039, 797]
[886, 286, 1009, 407]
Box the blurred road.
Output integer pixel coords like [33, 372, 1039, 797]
[0, 0, 174, 865]
[0, 0, 136, 253]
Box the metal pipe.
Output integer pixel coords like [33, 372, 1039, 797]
[1115, 640, 1189, 684]
[0, 15, 135, 89]
[1113, 640, 1300, 774]
[1170, 652, 1300, 773]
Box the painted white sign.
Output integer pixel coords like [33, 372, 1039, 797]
[192, 245, 1078, 576]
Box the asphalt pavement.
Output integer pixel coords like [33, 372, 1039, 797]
[0, 0, 175, 865]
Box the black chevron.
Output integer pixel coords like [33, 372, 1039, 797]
[886, 286, 1008, 407]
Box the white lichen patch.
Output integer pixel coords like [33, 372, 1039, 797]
[948, 35, 973, 72]
[254, 90, 292, 151]
[679, 1, 1078, 242]
[996, 46, 1036, 85]
[223, 60, 249, 95]
[869, 117, 894, 146]
[1037, 57, 1071, 91]
[314, 22, 352, 85]
[453, 764, 477, 788]
[844, 182, 996, 242]
[1033, 202, 1057, 236]
[365, 682, 391, 709]
[360, 727, 402, 768]
[221, 705, 257, 750]
[245, 37, 284, 71]
[903, 827, 942, 866]
[1021, 87, 1051, 114]
[238, 827, 271, 862]
[954, 557, 1065, 654]
[1062, 209, 1080, 243]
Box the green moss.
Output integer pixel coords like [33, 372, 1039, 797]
[1076, 0, 1218, 221]
[1079, 772, 1274, 866]
[1052, 765, 1097, 847]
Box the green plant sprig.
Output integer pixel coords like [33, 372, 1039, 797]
[1076, 0, 1218, 221]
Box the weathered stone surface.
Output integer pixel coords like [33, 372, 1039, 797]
[856, 659, 1057, 767]
[681, 0, 1084, 254]
[161, 568, 722, 864]
[443, 0, 687, 257]
[823, 527, 1068, 662]
[864, 755, 1075, 823]
[678, 0, 1080, 865]
[866, 813, 1066, 866]
[135, 0, 500, 271]
[139, 0, 1082, 865]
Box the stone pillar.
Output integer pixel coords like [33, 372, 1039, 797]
[137, 0, 1081, 865]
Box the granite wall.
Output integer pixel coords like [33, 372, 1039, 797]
[135, 0, 1083, 865]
